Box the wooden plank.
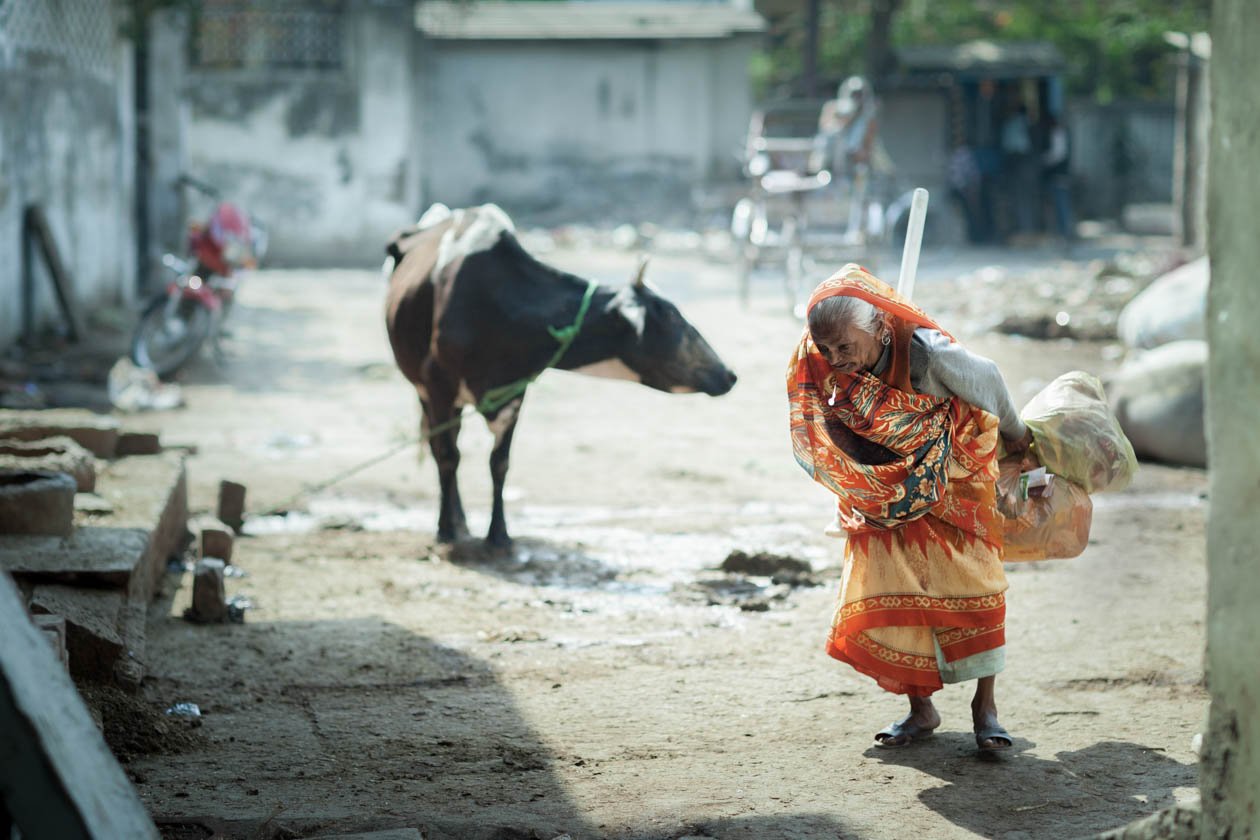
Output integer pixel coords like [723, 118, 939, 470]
[23, 204, 84, 341]
[0, 573, 158, 839]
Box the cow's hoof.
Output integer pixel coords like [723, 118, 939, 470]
[485, 532, 513, 552]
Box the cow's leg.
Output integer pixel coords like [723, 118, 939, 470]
[422, 394, 469, 542]
[485, 396, 524, 548]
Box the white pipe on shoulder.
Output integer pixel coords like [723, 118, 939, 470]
[896, 187, 930, 301]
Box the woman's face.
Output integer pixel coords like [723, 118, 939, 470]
[810, 318, 886, 375]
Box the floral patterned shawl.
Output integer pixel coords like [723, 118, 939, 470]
[787, 264, 1002, 543]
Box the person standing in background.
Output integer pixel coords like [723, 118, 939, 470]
[999, 99, 1038, 239]
[1042, 114, 1075, 240]
[811, 76, 880, 242]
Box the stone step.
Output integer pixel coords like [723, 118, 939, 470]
[0, 453, 188, 688]
[0, 454, 187, 602]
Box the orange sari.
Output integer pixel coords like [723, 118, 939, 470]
[788, 265, 1007, 696]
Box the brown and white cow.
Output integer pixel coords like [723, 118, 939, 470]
[384, 204, 737, 547]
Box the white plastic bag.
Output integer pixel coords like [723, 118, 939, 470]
[1021, 371, 1138, 493]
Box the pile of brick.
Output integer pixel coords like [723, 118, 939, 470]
[0, 409, 198, 691]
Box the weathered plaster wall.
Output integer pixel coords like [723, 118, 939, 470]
[1202, 0, 1260, 835]
[0, 6, 136, 347]
[879, 89, 949, 194]
[1070, 101, 1175, 220]
[418, 37, 758, 223]
[179, 4, 417, 266]
[147, 8, 191, 278]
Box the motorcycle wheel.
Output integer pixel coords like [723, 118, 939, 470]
[130, 292, 213, 380]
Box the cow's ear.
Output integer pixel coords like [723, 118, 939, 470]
[606, 287, 646, 339]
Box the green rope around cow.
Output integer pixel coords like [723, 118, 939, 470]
[257, 279, 601, 517]
[475, 278, 599, 416]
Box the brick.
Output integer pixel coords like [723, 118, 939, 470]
[194, 516, 233, 564]
[115, 432, 162, 456]
[189, 558, 227, 623]
[217, 480, 247, 533]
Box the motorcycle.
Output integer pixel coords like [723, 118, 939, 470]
[130, 175, 267, 379]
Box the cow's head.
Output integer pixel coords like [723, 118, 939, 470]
[606, 259, 737, 396]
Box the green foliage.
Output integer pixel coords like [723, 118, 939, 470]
[754, 0, 1211, 103]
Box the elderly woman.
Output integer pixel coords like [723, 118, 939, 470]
[788, 265, 1032, 751]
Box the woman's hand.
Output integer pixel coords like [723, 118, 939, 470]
[1004, 427, 1034, 455]
[1002, 427, 1038, 470]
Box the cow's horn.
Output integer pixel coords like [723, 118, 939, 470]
[631, 255, 650, 288]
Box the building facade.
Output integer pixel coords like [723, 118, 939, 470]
[0, 0, 137, 347]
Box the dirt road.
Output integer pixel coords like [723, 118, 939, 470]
[119, 243, 1207, 839]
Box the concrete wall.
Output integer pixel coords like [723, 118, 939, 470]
[1203, 1, 1260, 834]
[879, 89, 950, 195]
[417, 36, 759, 225]
[0, 1, 136, 347]
[147, 9, 191, 278]
[1070, 100, 1175, 220]
[174, 3, 418, 266]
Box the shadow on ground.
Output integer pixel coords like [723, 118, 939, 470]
[441, 537, 620, 589]
[866, 735, 1196, 838]
[140, 616, 595, 840]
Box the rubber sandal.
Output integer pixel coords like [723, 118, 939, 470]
[874, 719, 936, 749]
[975, 725, 1013, 752]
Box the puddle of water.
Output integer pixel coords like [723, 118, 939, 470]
[242, 511, 320, 535]
[239, 497, 840, 614]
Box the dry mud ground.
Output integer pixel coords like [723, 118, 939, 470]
[119, 245, 1207, 840]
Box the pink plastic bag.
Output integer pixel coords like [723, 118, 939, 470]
[998, 458, 1093, 561]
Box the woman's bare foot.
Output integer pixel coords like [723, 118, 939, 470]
[874, 694, 941, 747]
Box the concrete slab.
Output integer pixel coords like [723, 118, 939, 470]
[82, 453, 189, 603]
[30, 585, 126, 682]
[0, 573, 159, 839]
[0, 528, 152, 588]
[0, 409, 120, 457]
[0, 470, 76, 536]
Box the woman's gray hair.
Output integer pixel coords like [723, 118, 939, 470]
[808, 295, 883, 338]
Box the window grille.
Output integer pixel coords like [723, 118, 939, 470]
[191, 0, 345, 71]
[0, 0, 115, 80]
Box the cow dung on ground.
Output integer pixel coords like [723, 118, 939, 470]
[720, 550, 812, 578]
